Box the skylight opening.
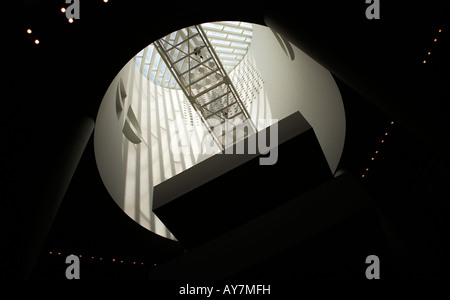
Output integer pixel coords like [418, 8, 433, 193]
[230, 42, 248, 49]
[202, 23, 224, 30]
[142, 65, 149, 77]
[215, 46, 234, 53]
[144, 52, 152, 64]
[150, 71, 156, 81]
[211, 39, 231, 46]
[239, 22, 253, 29]
[234, 49, 247, 54]
[222, 21, 240, 27]
[207, 31, 227, 38]
[134, 21, 253, 89]
[223, 27, 243, 35]
[227, 35, 246, 42]
[222, 59, 238, 65]
[219, 53, 237, 59]
[159, 64, 167, 76]
[136, 57, 142, 67]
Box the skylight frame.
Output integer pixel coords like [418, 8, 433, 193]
[134, 21, 253, 89]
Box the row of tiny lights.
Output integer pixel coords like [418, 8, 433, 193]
[25, 0, 110, 44]
[48, 251, 157, 267]
[27, 0, 158, 272]
[30, 0, 157, 272]
[423, 28, 443, 64]
[362, 26, 443, 179]
[361, 121, 394, 179]
[29, 11, 443, 266]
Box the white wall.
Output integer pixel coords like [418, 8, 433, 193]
[94, 24, 345, 240]
[96, 51, 229, 239]
[249, 25, 345, 174]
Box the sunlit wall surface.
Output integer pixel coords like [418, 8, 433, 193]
[94, 22, 345, 240]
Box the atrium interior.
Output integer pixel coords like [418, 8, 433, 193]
[94, 21, 345, 240]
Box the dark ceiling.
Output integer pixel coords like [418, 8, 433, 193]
[2, 0, 448, 280]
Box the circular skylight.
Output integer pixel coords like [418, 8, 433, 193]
[134, 21, 253, 89]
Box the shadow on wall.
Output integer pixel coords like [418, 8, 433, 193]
[271, 29, 295, 61]
[116, 78, 143, 144]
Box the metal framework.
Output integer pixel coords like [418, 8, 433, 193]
[135, 22, 253, 89]
[154, 25, 256, 150]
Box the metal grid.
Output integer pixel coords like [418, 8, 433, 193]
[154, 25, 256, 150]
[134, 22, 253, 89]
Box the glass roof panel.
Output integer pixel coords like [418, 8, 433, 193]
[134, 21, 253, 89]
[201, 23, 224, 30]
[207, 31, 227, 38]
[239, 22, 253, 29]
[211, 39, 231, 46]
[227, 34, 246, 42]
[222, 26, 243, 34]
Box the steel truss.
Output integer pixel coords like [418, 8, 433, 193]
[154, 25, 256, 150]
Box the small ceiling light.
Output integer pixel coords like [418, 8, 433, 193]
[99, 258, 103, 261]
[57, 252, 61, 255]
[434, 38, 438, 42]
[366, 168, 369, 171]
[375, 150, 379, 154]
[371, 157, 375, 161]
[61, 7, 66, 13]
[103, 0, 109, 2]
[385, 132, 388, 136]
[68, 18, 74, 23]
[439, 29, 442, 33]
[423, 60, 427, 64]
[26, 29, 32, 34]
[133, 261, 136, 265]
[390, 121, 394, 125]
[362, 175, 365, 178]
[381, 140, 385, 143]
[49, 251, 52, 254]
[79, 255, 82, 258]
[34, 39, 40, 44]
[428, 52, 431, 55]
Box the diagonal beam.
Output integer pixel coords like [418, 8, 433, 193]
[154, 25, 256, 150]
